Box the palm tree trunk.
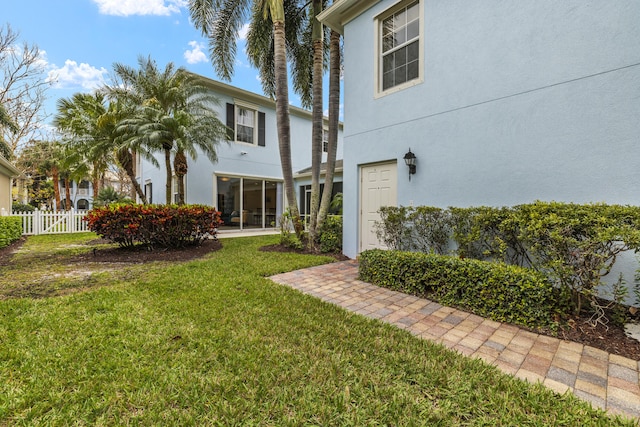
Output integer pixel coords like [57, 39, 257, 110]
[52, 166, 61, 211]
[64, 177, 72, 210]
[92, 174, 100, 201]
[174, 149, 188, 205]
[117, 149, 147, 203]
[164, 147, 172, 205]
[308, 0, 324, 248]
[318, 30, 342, 228]
[273, 17, 302, 236]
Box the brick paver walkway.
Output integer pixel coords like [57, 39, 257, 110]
[270, 260, 640, 422]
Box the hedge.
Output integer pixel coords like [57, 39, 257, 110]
[0, 216, 22, 249]
[359, 249, 561, 328]
[375, 202, 640, 315]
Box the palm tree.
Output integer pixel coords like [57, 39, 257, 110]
[54, 93, 111, 196]
[54, 92, 151, 203]
[307, 0, 327, 245]
[189, 0, 304, 235]
[317, 30, 341, 229]
[106, 57, 226, 205]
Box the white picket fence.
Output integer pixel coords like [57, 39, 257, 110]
[0, 209, 90, 235]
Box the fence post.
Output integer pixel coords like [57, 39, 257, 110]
[0, 208, 6, 217]
[35, 208, 41, 235]
[69, 208, 75, 233]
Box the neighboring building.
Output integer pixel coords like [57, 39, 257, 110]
[319, 0, 640, 259]
[0, 155, 20, 212]
[58, 179, 93, 210]
[136, 75, 343, 232]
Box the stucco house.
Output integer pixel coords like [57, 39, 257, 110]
[319, 0, 640, 258]
[0, 155, 20, 212]
[136, 74, 343, 232]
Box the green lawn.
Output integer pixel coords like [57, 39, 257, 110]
[0, 234, 634, 425]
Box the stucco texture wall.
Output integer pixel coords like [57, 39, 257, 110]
[341, 0, 640, 258]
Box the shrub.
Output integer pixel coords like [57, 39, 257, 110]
[359, 249, 561, 328]
[11, 202, 35, 212]
[275, 210, 303, 250]
[85, 204, 221, 249]
[318, 215, 342, 253]
[449, 206, 527, 264]
[0, 216, 22, 248]
[375, 206, 414, 251]
[374, 202, 640, 316]
[410, 206, 451, 255]
[512, 202, 640, 314]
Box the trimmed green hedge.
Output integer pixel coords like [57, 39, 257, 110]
[0, 216, 22, 248]
[359, 249, 561, 328]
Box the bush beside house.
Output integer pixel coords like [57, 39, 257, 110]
[372, 202, 640, 322]
[0, 216, 22, 248]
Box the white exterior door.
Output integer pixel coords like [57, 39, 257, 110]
[359, 162, 398, 253]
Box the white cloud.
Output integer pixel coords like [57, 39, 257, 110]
[184, 41, 208, 64]
[238, 23, 250, 40]
[47, 60, 108, 90]
[92, 0, 188, 16]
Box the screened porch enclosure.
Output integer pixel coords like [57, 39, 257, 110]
[216, 176, 281, 230]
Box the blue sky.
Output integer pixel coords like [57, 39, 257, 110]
[4, 0, 313, 126]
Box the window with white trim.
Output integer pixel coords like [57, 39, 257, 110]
[226, 102, 266, 146]
[378, 0, 421, 94]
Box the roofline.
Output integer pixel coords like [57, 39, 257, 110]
[0, 155, 20, 177]
[317, 0, 380, 34]
[189, 71, 343, 128]
[295, 165, 344, 179]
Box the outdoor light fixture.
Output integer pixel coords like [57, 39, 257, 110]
[403, 149, 417, 180]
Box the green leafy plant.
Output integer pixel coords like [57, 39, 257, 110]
[0, 216, 22, 248]
[375, 206, 413, 250]
[359, 249, 561, 328]
[92, 186, 133, 208]
[513, 202, 640, 315]
[317, 215, 342, 253]
[276, 209, 302, 250]
[410, 206, 452, 255]
[11, 202, 35, 212]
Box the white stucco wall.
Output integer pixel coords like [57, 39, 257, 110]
[340, 0, 640, 261]
[136, 77, 344, 213]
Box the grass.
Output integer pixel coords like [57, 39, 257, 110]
[0, 233, 635, 425]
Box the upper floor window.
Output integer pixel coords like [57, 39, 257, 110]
[377, 0, 422, 95]
[322, 129, 329, 153]
[226, 102, 266, 146]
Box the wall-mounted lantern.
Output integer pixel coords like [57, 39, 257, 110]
[403, 149, 417, 181]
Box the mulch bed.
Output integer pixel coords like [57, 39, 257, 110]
[72, 238, 223, 264]
[1, 237, 638, 360]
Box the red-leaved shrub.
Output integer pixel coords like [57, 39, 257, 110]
[85, 204, 222, 248]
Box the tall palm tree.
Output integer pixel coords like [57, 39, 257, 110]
[106, 57, 226, 205]
[54, 93, 112, 196]
[189, 0, 304, 235]
[307, 0, 326, 245]
[317, 29, 341, 228]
